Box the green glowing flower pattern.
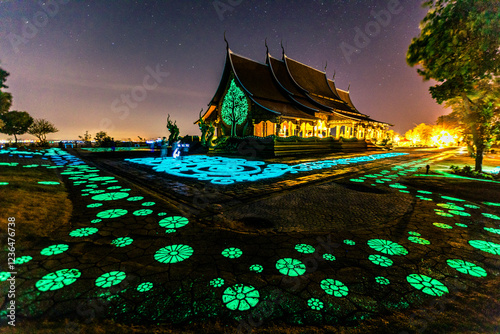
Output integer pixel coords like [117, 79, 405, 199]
[367, 239, 408, 256]
[14, 255, 33, 265]
[0, 272, 11, 281]
[41, 244, 69, 256]
[36, 268, 81, 291]
[417, 190, 432, 194]
[165, 229, 176, 234]
[276, 258, 306, 276]
[155, 244, 194, 263]
[87, 203, 103, 208]
[127, 196, 144, 201]
[406, 274, 448, 296]
[484, 227, 500, 235]
[320, 279, 349, 297]
[159, 216, 189, 229]
[158, 212, 167, 216]
[222, 284, 259, 311]
[295, 243, 315, 254]
[70, 227, 98, 237]
[38, 181, 60, 185]
[449, 210, 470, 217]
[435, 211, 453, 217]
[91, 192, 129, 201]
[455, 223, 468, 228]
[482, 213, 500, 220]
[441, 196, 464, 202]
[137, 282, 153, 292]
[133, 209, 153, 216]
[91, 219, 102, 224]
[483, 202, 500, 207]
[307, 298, 324, 310]
[323, 253, 336, 261]
[111, 237, 133, 247]
[249, 264, 263, 273]
[408, 231, 421, 236]
[344, 239, 356, 245]
[368, 254, 393, 267]
[433, 222, 453, 229]
[446, 259, 487, 277]
[222, 247, 243, 259]
[464, 204, 480, 209]
[142, 201, 155, 206]
[468, 240, 500, 255]
[210, 278, 225, 287]
[390, 183, 407, 189]
[96, 209, 128, 219]
[408, 236, 431, 245]
[375, 276, 390, 285]
[95, 271, 127, 288]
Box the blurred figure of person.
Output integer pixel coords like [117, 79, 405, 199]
[111, 138, 116, 152]
[160, 137, 168, 159]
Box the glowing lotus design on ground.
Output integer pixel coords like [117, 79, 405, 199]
[367, 239, 408, 256]
[406, 274, 448, 296]
[155, 244, 194, 263]
[276, 258, 306, 276]
[222, 284, 260, 311]
[36, 269, 81, 291]
[320, 279, 349, 297]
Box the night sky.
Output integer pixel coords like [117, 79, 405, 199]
[0, 0, 449, 141]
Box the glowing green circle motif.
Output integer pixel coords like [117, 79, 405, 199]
[344, 239, 355, 245]
[276, 258, 306, 277]
[441, 196, 464, 202]
[449, 210, 470, 217]
[91, 219, 102, 224]
[446, 259, 487, 277]
[484, 227, 500, 235]
[367, 239, 408, 256]
[368, 254, 393, 267]
[70, 227, 98, 237]
[249, 264, 263, 273]
[14, 256, 32, 265]
[323, 254, 336, 261]
[468, 240, 500, 255]
[295, 243, 315, 254]
[87, 203, 103, 208]
[127, 196, 144, 201]
[482, 213, 500, 220]
[159, 216, 189, 229]
[96, 209, 128, 219]
[0, 272, 11, 281]
[41, 244, 69, 256]
[375, 276, 390, 285]
[408, 231, 421, 236]
[155, 244, 193, 263]
[38, 181, 60, 185]
[36, 269, 81, 291]
[464, 204, 480, 209]
[320, 279, 349, 297]
[142, 201, 155, 206]
[210, 278, 224, 287]
[133, 209, 153, 216]
[89, 176, 115, 181]
[408, 236, 431, 245]
[433, 222, 452, 229]
[222, 284, 259, 311]
[137, 282, 153, 292]
[307, 298, 324, 310]
[111, 237, 133, 247]
[406, 274, 448, 296]
[165, 229, 176, 234]
[91, 192, 129, 201]
[95, 271, 126, 288]
[222, 247, 242, 259]
[456, 223, 468, 228]
[435, 211, 453, 217]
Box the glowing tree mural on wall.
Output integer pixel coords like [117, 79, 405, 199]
[221, 79, 248, 137]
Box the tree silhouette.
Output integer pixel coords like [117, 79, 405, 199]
[0, 111, 34, 143]
[28, 118, 59, 145]
[221, 79, 248, 137]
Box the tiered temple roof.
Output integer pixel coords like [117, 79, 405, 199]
[202, 46, 389, 126]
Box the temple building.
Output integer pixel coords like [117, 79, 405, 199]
[199, 43, 391, 155]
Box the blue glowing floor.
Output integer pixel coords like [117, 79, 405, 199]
[124, 152, 408, 184]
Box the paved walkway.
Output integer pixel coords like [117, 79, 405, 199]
[1, 147, 500, 332]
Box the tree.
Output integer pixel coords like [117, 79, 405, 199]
[94, 131, 111, 147]
[0, 111, 34, 143]
[0, 65, 13, 114]
[221, 79, 248, 137]
[407, 0, 500, 171]
[27, 119, 58, 145]
[79, 130, 91, 145]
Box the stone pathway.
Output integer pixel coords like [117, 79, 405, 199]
[1, 147, 499, 332]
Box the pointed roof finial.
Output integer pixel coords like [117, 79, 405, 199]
[265, 38, 269, 54]
[224, 31, 229, 49]
[280, 39, 285, 57]
[348, 83, 351, 91]
[324, 61, 327, 72]
[332, 70, 336, 81]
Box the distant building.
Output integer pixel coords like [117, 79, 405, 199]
[201, 44, 391, 143]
